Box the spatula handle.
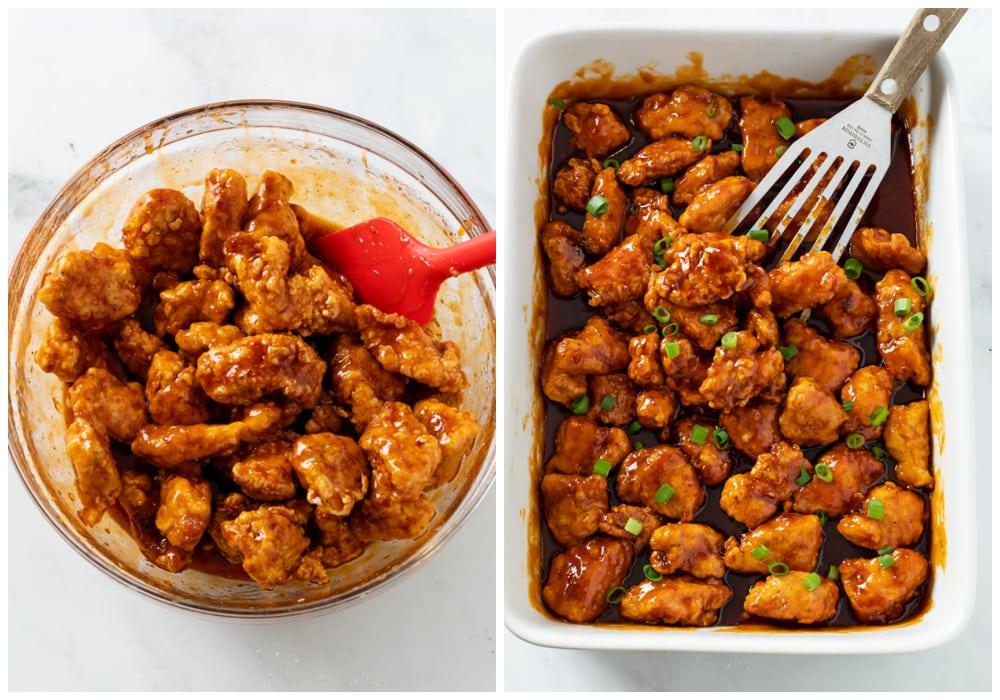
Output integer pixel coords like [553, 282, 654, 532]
[866, 8, 966, 114]
[428, 229, 496, 275]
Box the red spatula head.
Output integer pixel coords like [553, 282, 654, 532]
[310, 217, 495, 326]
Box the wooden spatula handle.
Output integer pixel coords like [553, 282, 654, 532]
[866, 8, 966, 114]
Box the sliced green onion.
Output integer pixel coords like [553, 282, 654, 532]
[653, 305, 671, 324]
[660, 177, 674, 194]
[803, 572, 822, 591]
[877, 545, 895, 555]
[654, 482, 676, 504]
[867, 498, 885, 520]
[911, 276, 932, 297]
[661, 323, 680, 337]
[548, 97, 566, 109]
[814, 463, 833, 483]
[690, 424, 710, 445]
[777, 344, 798, 361]
[601, 158, 621, 170]
[868, 406, 890, 427]
[903, 312, 924, 333]
[600, 394, 617, 411]
[843, 257, 863, 280]
[664, 341, 681, 359]
[643, 564, 663, 582]
[624, 517, 643, 536]
[795, 465, 811, 487]
[653, 236, 672, 266]
[768, 562, 790, 576]
[751, 545, 770, 561]
[570, 395, 590, 415]
[747, 229, 769, 243]
[843, 399, 854, 412]
[605, 586, 627, 604]
[816, 511, 828, 526]
[627, 420, 642, 435]
[721, 331, 739, 350]
[633, 440, 644, 451]
[775, 115, 797, 140]
[643, 323, 658, 335]
[894, 297, 911, 316]
[731, 143, 743, 152]
[846, 433, 865, 449]
[879, 553, 895, 569]
[700, 313, 719, 325]
[712, 428, 730, 450]
[692, 135, 708, 152]
[586, 194, 609, 216]
[775, 145, 788, 157]
[827, 564, 840, 580]
[706, 96, 721, 118]
[593, 458, 613, 477]
[872, 445, 890, 462]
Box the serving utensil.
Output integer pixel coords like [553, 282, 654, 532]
[724, 8, 965, 264]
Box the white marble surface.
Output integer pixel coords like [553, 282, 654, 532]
[502, 8, 992, 692]
[7, 9, 496, 692]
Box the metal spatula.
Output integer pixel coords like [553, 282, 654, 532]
[724, 8, 966, 264]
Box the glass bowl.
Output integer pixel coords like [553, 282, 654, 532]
[8, 100, 496, 619]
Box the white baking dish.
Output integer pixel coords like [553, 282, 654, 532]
[502, 28, 975, 653]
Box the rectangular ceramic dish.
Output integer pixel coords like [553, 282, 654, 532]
[502, 28, 975, 653]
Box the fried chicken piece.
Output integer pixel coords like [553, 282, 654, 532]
[635, 388, 677, 432]
[585, 373, 637, 426]
[552, 157, 598, 211]
[744, 571, 839, 624]
[540, 473, 609, 547]
[617, 137, 710, 187]
[837, 481, 926, 550]
[539, 220, 586, 298]
[329, 333, 408, 430]
[745, 308, 780, 348]
[792, 443, 884, 517]
[635, 86, 733, 141]
[119, 469, 192, 572]
[314, 517, 366, 568]
[673, 151, 742, 207]
[650, 232, 767, 308]
[195, 332, 326, 408]
[628, 333, 666, 387]
[779, 376, 848, 447]
[544, 415, 631, 476]
[303, 401, 348, 436]
[199, 168, 248, 267]
[542, 536, 633, 623]
[850, 226, 927, 276]
[659, 336, 711, 406]
[552, 316, 631, 375]
[540, 335, 588, 408]
[783, 318, 860, 394]
[121, 188, 202, 273]
[624, 187, 686, 242]
[65, 417, 120, 526]
[599, 299, 658, 335]
[111, 319, 167, 382]
[174, 322, 245, 362]
[768, 251, 848, 317]
[577, 232, 655, 307]
[840, 366, 894, 441]
[38, 248, 142, 329]
[648, 523, 726, 579]
[815, 278, 878, 339]
[720, 441, 811, 528]
[360, 401, 440, 504]
[581, 165, 628, 256]
[839, 549, 929, 623]
[145, 350, 213, 426]
[724, 512, 823, 574]
[292, 432, 369, 517]
[875, 269, 931, 386]
[413, 398, 480, 488]
[598, 504, 662, 553]
[718, 399, 780, 460]
[738, 96, 792, 183]
[356, 304, 468, 393]
[674, 416, 734, 486]
[699, 331, 786, 411]
[619, 576, 731, 627]
[885, 400, 933, 489]
[229, 434, 299, 501]
[66, 367, 147, 443]
[616, 445, 704, 521]
[563, 102, 630, 158]
[153, 279, 236, 336]
[647, 298, 738, 351]
[35, 317, 121, 383]
[220, 505, 311, 589]
[677, 176, 755, 234]
[154, 474, 212, 551]
[244, 170, 308, 269]
[349, 494, 436, 542]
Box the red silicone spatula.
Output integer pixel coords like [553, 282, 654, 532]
[310, 217, 496, 326]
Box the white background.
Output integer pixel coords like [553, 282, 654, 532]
[7, 9, 495, 692]
[503, 8, 992, 692]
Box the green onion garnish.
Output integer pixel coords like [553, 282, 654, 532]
[872, 445, 890, 462]
[815, 463, 833, 483]
[827, 564, 840, 580]
[911, 276, 932, 297]
[817, 511, 828, 526]
[747, 229, 769, 243]
[795, 465, 811, 487]
[586, 194, 609, 216]
[751, 545, 770, 561]
[643, 323, 658, 335]
[706, 96, 720, 118]
[571, 395, 590, 415]
[661, 323, 680, 337]
[605, 586, 627, 604]
[690, 424, 710, 445]
[653, 305, 671, 324]
[867, 498, 885, 520]
[600, 394, 617, 411]
[843, 399, 854, 412]
[777, 344, 798, 361]
[654, 483, 676, 504]
[624, 517, 643, 536]
[775, 115, 797, 140]
[903, 312, 924, 333]
[803, 572, 822, 591]
[653, 236, 672, 266]
[712, 428, 730, 450]
[731, 143, 743, 152]
[601, 158, 620, 170]
[660, 177, 674, 194]
[877, 545, 894, 555]
[627, 420, 642, 435]
[846, 433, 865, 449]
[775, 145, 788, 157]
[721, 331, 738, 350]
[879, 553, 895, 569]
[768, 562, 790, 576]
[868, 406, 890, 427]
[633, 440, 644, 450]
[664, 341, 681, 359]
[894, 298, 911, 316]
[700, 313, 719, 325]
[843, 257, 863, 280]
[548, 97, 566, 109]
[692, 135, 708, 152]
[643, 564, 663, 582]
[593, 458, 613, 477]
